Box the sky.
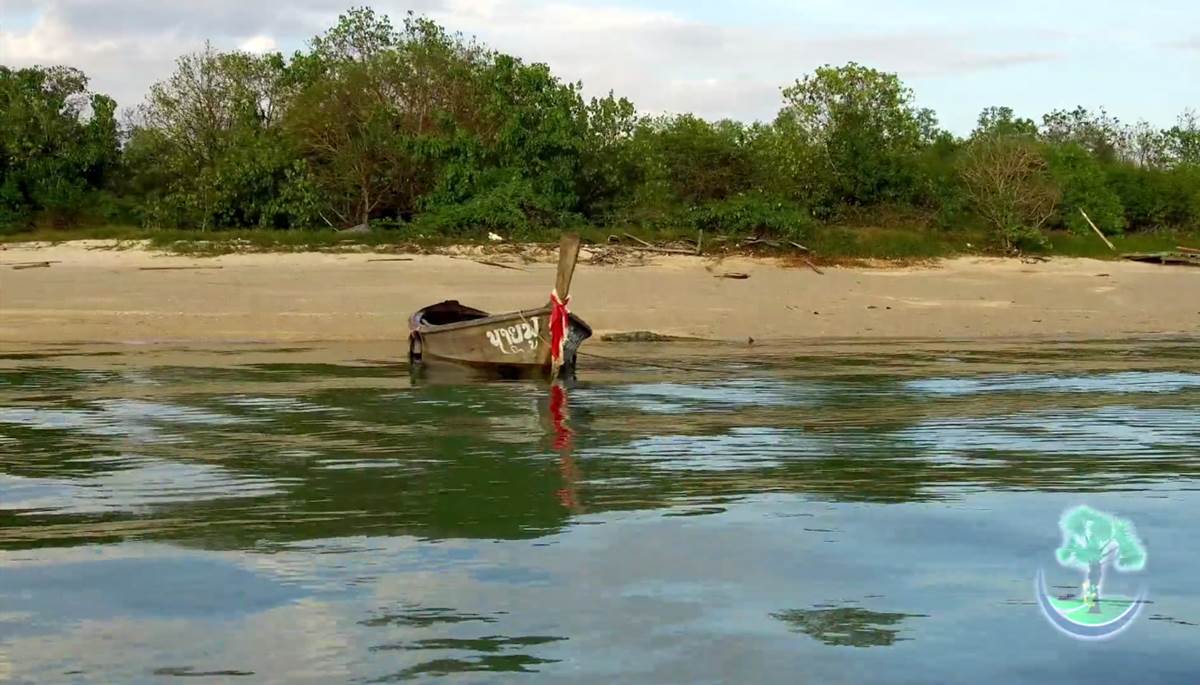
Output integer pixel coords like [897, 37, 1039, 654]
[1, 0, 1197, 134]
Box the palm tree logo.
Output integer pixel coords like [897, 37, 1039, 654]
[1035, 505, 1148, 640]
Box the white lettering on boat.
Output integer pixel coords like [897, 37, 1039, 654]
[485, 318, 539, 355]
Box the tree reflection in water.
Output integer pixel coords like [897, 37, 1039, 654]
[772, 604, 927, 647]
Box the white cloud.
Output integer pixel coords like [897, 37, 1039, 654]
[239, 34, 278, 54]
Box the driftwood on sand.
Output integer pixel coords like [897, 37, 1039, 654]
[1121, 252, 1200, 267]
[139, 266, 224, 271]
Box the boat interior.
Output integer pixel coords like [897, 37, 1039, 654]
[414, 300, 492, 327]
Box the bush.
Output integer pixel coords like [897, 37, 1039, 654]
[412, 178, 576, 239]
[688, 193, 814, 240]
[1106, 164, 1168, 230]
[958, 135, 1059, 250]
[1045, 143, 1125, 235]
[1158, 165, 1200, 229]
[914, 132, 969, 229]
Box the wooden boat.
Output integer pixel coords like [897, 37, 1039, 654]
[408, 235, 592, 377]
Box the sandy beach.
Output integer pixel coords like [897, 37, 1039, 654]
[1, 241, 1197, 345]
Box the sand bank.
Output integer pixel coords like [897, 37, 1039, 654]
[1, 241, 1197, 344]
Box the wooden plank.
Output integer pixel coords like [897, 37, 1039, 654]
[139, 266, 223, 271]
[474, 259, 526, 271]
[1121, 251, 1200, 267]
[625, 245, 695, 256]
[1080, 209, 1116, 251]
[623, 232, 653, 248]
[555, 233, 582, 299]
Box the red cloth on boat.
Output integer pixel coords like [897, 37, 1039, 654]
[549, 289, 570, 374]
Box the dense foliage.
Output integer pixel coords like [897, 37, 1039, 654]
[0, 66, 120, 226]
[3, 8, 1199, 250]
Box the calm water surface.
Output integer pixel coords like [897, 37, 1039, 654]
[1, 340, 1198, 683]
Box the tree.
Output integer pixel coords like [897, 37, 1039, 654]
[1165, 110, 1200, 166]
[641, 115, 754, 206]
[441, 53, 589, 226]
[777, 63, 934, 209]
[1125, 120, 1169, 168]
[1056, 506, 1146, 614]
[128, 44, 313, 228]
[0, 66, 119, 227]
[972, 106, 1038, 139]
[287, 9, 493, 228]
[576, 92, 640, 221]
[1045, 142, 1126, 235]
[959, 135, 1059, 250]
[1041, 107, 1129, 163]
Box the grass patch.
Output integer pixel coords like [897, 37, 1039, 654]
[1041, 230, 1198, 259]
[805, 226, 985, 261]
[1, 223, 1196, 261]
[0, 224, 154, 244]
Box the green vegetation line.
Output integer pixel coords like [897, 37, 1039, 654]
[2, 8, 1198, 256]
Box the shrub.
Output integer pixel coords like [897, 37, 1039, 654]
[1045, 143, 1125, 234]
[688, 193, 814, 240]
[412, 178, 576, 239]
[958, 135, 1059, 251]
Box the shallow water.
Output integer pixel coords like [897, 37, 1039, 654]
[1, 340, 1198, 683]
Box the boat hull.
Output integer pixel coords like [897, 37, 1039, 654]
[409, 303, 592, 376]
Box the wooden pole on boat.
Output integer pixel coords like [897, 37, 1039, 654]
[541, 233, 582, 371]
[555, 232, 582, 299]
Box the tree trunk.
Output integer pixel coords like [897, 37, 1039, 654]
[361, 184, 370, 229]
[1088, 561, 1103, 614]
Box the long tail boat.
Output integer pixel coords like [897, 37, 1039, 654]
[408, 234, 592, 377]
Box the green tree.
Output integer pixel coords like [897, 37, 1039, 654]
[576, 92, 640, 222]
[418, 52, 590, 235]
[1165, 110, 1200, 166]
[1045, 142, 1126, 235]
[288, 9, 494, 229]
[1041, 106, 1129, 163]
[0, 66, 120, 227]
[777, 63, 934, 211]
[1056, 506, 1146, 614]
[972, 106, 1038, 139]
[1125, 120, 1169, 168]
[128, 44, 313, 228]
[644, 115, 754, 206]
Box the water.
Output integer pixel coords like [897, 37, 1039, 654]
[1, 340, 1198, 683]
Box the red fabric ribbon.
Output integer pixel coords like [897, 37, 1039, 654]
[549, 289, 570, 371]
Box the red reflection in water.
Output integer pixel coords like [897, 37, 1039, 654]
[549, 383, 573, 451]
[550, 383, 581, 512]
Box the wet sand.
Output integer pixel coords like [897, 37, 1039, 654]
[1, 241, 1197, 344]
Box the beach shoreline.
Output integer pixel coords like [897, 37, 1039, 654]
[2, 240, 1197, 345]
